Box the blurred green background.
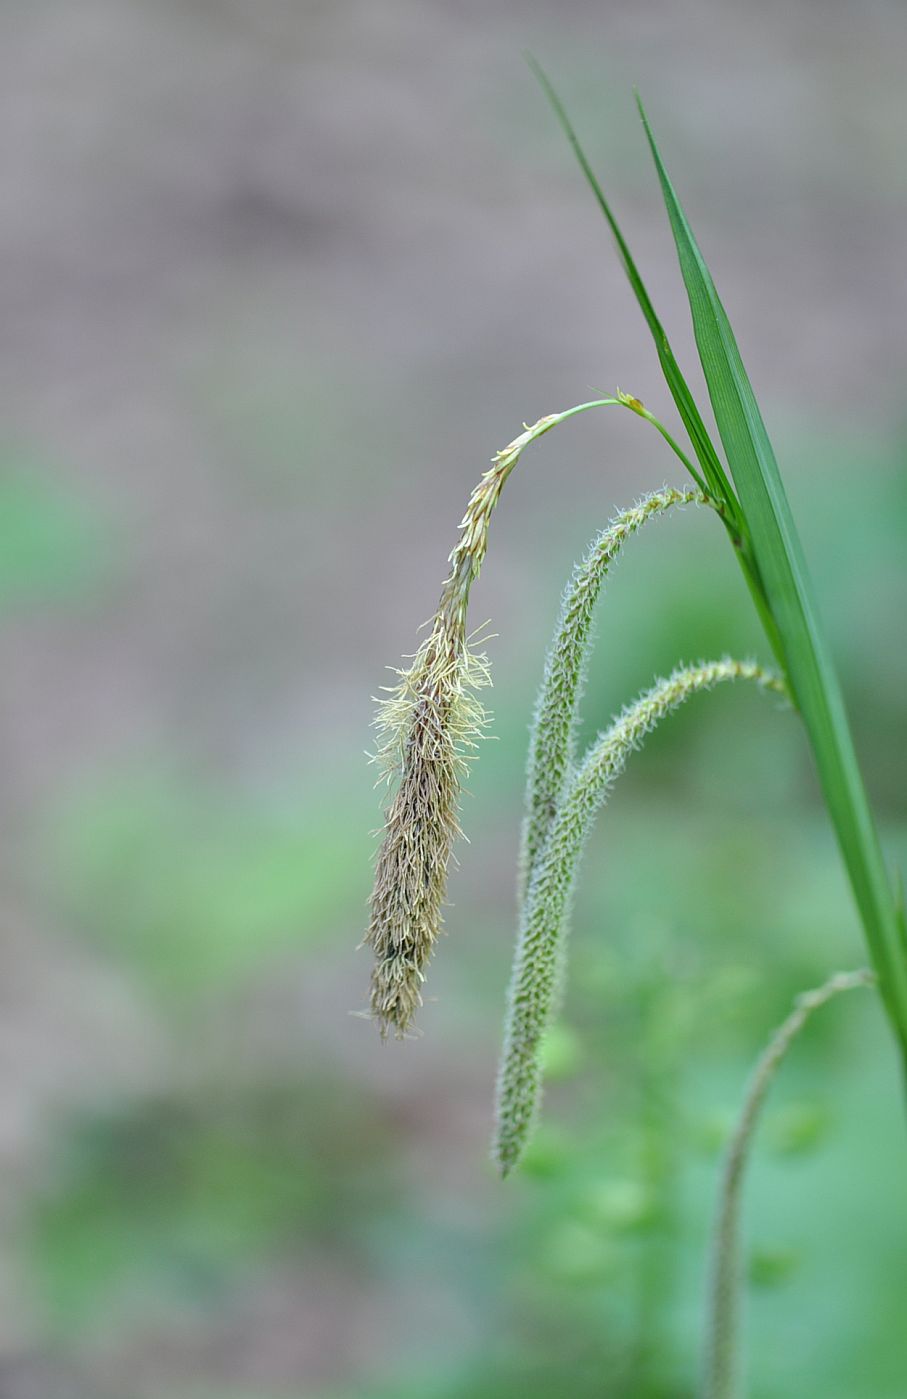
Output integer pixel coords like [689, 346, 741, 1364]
[1, 1, 906, 1395]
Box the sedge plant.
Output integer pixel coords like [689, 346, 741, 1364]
[363, 66, 904, 1396]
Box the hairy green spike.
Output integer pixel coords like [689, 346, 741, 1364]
[495, 658, 786, 1176]
[519, 486, 709, 907]
[706, 968, 874, 1399]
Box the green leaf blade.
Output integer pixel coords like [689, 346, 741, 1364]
[527, 58, 788, 673]
[526, 56, 736, 517]
[636, 98, 907, 1045]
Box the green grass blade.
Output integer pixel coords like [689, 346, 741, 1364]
[527, 56, 737, 519]
[636, 97, 907, 1046]
[527, 57, 787, 672]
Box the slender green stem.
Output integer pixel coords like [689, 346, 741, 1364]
[617, 390, 706, 493]
[488, 393, 725, 487]
[705, 968, 874, 1399]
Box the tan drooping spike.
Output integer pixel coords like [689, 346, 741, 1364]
[364, 396, 713, 1038]
[365, 419, 546, 1037]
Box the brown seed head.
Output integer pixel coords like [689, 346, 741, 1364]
[364, 412, 571, 1037]
[365, 632, 490, 1036]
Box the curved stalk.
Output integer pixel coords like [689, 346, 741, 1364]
[705, 968, 874, 1399]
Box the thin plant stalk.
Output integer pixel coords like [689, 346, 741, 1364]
[705, 969, 874, 1399]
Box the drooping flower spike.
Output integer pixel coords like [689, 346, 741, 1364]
[365, 414, 562, 1037]
[364, 398, 697, 1037]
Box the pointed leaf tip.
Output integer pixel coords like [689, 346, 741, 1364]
[639, 106, 907, 1047]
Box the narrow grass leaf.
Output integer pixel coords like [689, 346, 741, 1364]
[636, 99, 907, 1046]
[527, 57, 787, 671]
[527, 58, 731, 511]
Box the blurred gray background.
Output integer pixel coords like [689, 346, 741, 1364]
[1, 2, 906, 1397]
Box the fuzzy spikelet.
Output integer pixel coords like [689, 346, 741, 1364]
[364, 419, 547, 1037]
[495, 657, 786, 1175]
[366, 638, 490, 1036]
[364, 400, 687, 1037]
[519, 486, 707, 907]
